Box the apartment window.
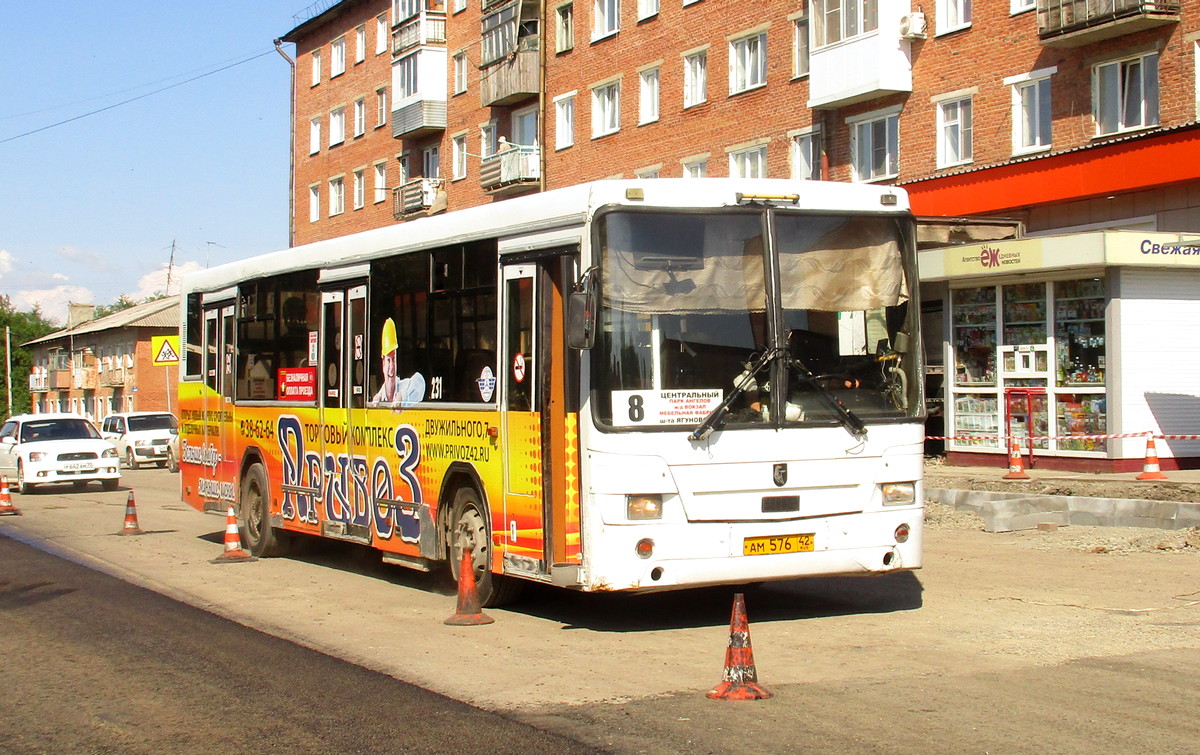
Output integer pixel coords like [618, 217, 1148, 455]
[394, 0, 421, 22]
[1010, 0, 1034, 13]
[813, 0, 878, 46]
[849, 108, 899, 181]
[396, 54, 418, 99]
[374, 162, 388, 203]
[556, 3, 574, 52]
[638, 0, 659, 20]
[636, 166, 661, 178]
[398, 153, 411, 184]
[593, 0, 619, 40]
[793, 16, 810, 77]
[354, 98, 366, 137]
[591, 80, 621, 137]
[311, 50, 321, 86]
[555, 93, 576, 148]
[791, 129, 821, 179]
[454, 52, 469, 94]
[729, 144, 767, 178]
[1008, 69, 1053, 153]
[481, 121, 498, 156]
[683, 158, 708, 177]
[730, 32, 767, 94]
[482, 5, 519, 66]
[423, 146, 440, 178]
[331, 37, 346, 77]
[376, 14, 389, 54]
[329, 107, 346, 146]
[1095, 52, 1159, 136]
[639, 67, 660, 124]
[353, 169, 366, 209]
[309, 117, 321, 155]
[452, 134, 468, 179]
[937, 95, 973, 167]
[935, 0, 971, 34]
[684, 50, 707, 108]
[329, 177, 345, 216]
[376, 87, 389, 127]
[454, 0, 467, 11]
[512, 106, 538, 146]
[309, 185, 320, 222]
[355, 25, 366, 63]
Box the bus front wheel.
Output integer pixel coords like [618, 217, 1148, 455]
[449, 487, 522, 608]
[241, 462, 290, 558]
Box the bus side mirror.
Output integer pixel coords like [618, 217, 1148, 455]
[567, 290, 596, 350]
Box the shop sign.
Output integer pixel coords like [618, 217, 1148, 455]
[942, 238, 1044, 276]
[1107, 234, 1200, 267]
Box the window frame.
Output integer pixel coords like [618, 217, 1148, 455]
[353, 168, 366, 209]
[556, 2, 575, 52]
[452, 133, 468, 180]
[790, 127, 821, 179]
[729, 31, 767, 95]
[374, 162, 388, 203]
[453, 51, 469, 95]
[593, 0, 619, 41]
[554, 92, 576, 149]
[639, 66, 660, 124]
[728, 143, 767, 178]
[1007, 67, 1054, 154]
[354, 98, 366, 138]
[309, 117, 321, 155]
[935, 0, 972, 35]
[848, 106, 900, 182]
[683, 49, 708, 108]
[792, 14, 810, 78]
[329, 106, 346, 146]
[936, 94, 974, 168]
[1093, 51, 1160, 137]
[329, 176, 345, 216]
[311, 50, 322, 86]
[591, 79, 621, 137]
[331, 36, 347, 77]
[355, 25, 366, 64]
[812, 0, 878, 47]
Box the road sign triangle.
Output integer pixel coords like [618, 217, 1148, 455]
[155, 339, 180, 364]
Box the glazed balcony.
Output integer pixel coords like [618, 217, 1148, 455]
[1037, 0, 1180, 46]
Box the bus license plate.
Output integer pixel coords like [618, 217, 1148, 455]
[743, 533, 814, 556]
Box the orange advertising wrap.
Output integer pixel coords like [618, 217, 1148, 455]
[178, 382, 581, 574]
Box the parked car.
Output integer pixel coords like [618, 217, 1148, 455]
[0, 413, 121, 494]
[166, 431, 180, 473]
[100, 411, 179, 469]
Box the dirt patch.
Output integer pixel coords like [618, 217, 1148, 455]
[923, 458, 1200, 503]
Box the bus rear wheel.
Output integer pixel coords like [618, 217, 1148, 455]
[240, 462, 290, 558]
[449, 487, 522, 608]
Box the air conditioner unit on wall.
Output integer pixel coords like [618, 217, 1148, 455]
[900, 12, 928, 38]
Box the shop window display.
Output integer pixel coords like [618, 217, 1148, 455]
[952, 287, 996, 386]
[1055, 278, 1105, 387]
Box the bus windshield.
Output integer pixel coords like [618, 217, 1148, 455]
[592, 207, 921, 432]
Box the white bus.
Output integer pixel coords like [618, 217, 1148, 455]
[178, 179, 924, 605]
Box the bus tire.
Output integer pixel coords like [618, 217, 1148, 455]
[241, 462, 290, 558]
[449, 486, 523, 608]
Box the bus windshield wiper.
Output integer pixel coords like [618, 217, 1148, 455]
[690, 348, 781, 441]
[787, 358, 868, 439]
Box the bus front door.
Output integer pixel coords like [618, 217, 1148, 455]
[500, 263, 549, 577]
[319, 285, 371, 542]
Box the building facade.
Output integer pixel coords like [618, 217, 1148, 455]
[281, 0, 1200, 469]
[24, 299, 181, 422]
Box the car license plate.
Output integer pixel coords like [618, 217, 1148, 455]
[743, 533, 815, 556]
[63, 462, 94, 471]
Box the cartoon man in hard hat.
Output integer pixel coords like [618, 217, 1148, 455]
[372, 317, 426, 406]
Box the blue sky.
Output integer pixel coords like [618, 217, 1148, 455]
[1, 1, 314, 325]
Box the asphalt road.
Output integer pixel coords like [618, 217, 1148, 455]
[0, 534, 598, 755]
[2, 468, 1199, 754]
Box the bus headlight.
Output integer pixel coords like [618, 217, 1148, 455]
[626, 494, 663, 520]
[881, 482, 916, 506]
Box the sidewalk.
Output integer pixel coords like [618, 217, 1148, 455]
[924, 461, 1200, 532]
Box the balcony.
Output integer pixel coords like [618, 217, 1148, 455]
[28, 371, 47, 393]
[50, 370, 71, 390]
[100, 368, 127, 387]
[480, 145, 540, 194]
[807, 7, 915, 108]
[392, 10, 447, 55]
[393, 178, 446, 219]
[480, 41, 539, 107]
[392, 98, 447, 138]
[73, 367, 98, 390]
[1037, 0, 1179, 46]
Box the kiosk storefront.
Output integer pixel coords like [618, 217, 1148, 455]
[919, 231, 1200, 472]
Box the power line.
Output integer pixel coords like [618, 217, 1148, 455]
[0, 49, 275, 146]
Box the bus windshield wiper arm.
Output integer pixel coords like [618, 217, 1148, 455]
[787, 358, 868, 439]
[690, 348, 781, 442]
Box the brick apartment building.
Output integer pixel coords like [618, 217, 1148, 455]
[280, 0, 1200, 470]
[24, 299, 180, 422]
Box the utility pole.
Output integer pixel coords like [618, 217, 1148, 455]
[5, 327, 12, 416]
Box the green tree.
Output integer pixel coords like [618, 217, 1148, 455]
[93, 293, 139, 319]
[0, 297, 58, 415]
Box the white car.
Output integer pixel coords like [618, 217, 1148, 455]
[100, 411, 179, 470]
[0, 413, 121, 494]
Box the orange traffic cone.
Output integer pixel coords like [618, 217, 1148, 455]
[444, 546, 495, 626]
[211, 506, 257, 563]
[0, 477, 21, 516]
[116, 490, 144, 535]
[1003, 439, 1030, 480]
[1136, 436, 1169, 481]
[707, 592, 772, 701]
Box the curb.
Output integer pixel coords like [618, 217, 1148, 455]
[927, 487, 1200, 533]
